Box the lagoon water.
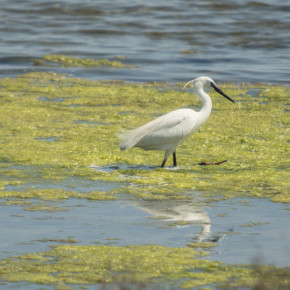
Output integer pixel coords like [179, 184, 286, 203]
[0, 0, 290, 84]
[0, 1, 289, 288]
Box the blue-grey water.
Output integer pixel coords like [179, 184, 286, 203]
[0, 1, 290, 288]
[0, 0, 289, 84]
[1, 196, 289, 266]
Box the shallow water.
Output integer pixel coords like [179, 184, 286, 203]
[1, 192, 289, 267]
[0, 0, 290, 84]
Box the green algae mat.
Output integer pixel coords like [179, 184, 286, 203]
[34, 54, 136, 68]
[1, 244, 289, 289]
[0, 70, 289, 289]
[0, 71, 288, 202]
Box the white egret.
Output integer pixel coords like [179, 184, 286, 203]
[119, 76, 235, 167]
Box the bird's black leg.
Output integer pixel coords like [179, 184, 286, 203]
[173, 151, 177, 167]
[161, 158, 167, 167]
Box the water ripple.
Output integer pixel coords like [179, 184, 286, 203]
[0, 0, 289, 83]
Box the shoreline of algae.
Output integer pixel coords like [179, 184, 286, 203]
[0, 71, 288, 204]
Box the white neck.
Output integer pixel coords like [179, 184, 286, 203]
[194, 88, 212, 126]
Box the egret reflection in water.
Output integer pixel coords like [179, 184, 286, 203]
[91, 164, 211, 242]
[133, 200, 211, 242]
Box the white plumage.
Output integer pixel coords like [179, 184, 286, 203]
[119, 76, 235, 167]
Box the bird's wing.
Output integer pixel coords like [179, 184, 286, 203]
[119, 109, 197, 150]
[138, 109, 197, 147]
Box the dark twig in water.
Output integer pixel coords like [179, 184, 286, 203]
[198, 160, 228, 166]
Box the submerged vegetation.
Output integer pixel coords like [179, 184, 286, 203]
[0, 68, 289, 288]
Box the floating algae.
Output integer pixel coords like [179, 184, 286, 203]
[0, 244, 289, 289]
[34, 54, 136, 68]
[0, 72, 289, 203]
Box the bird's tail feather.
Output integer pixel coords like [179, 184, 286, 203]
[117, 130, 134, 150]
[118, 128, 147, 150]
[118, 117, 162, 150]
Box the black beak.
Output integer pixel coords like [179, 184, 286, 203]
[210, 82, 235, 103]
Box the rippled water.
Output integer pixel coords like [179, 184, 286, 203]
[0, 0, 289, 83]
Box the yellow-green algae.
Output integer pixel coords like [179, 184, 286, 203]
[1, 244, 288, 289]
[1, 199, 68, 212]
[0, 71, 289, 204]
[187, 242, 217, 249]
[0, 187, 117, 212]
[34, 54, 136, 68]
[239, 222, 269, 227]
[37, 238, 79, 243]
[0, 188, 117, 200]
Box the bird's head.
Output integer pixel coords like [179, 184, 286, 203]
[183, 76, 235, 103]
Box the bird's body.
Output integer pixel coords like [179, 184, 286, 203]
[119, 76, 234, 167]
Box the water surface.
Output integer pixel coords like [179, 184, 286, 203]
[0, 0, 289, 84]
[1, 195, 289, 267]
